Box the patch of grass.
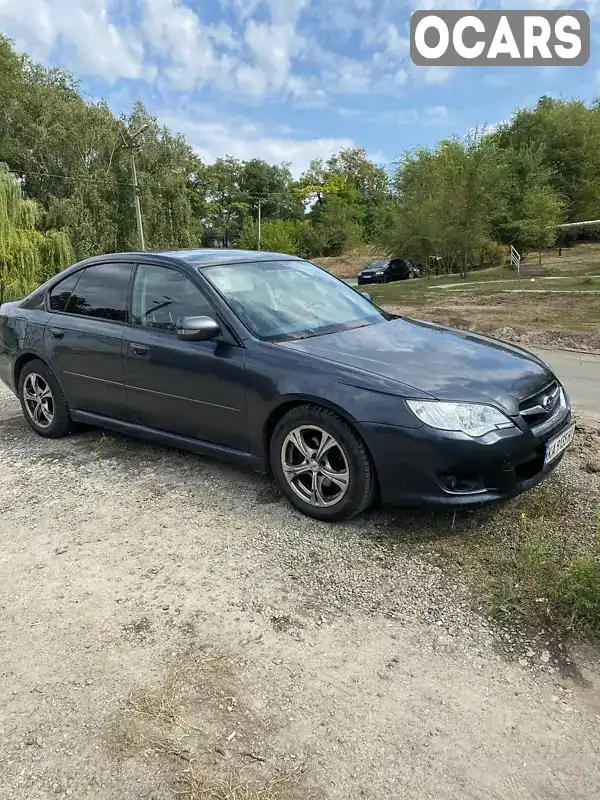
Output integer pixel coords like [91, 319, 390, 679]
[464, 506, 600, 637]
[515, 483, 575, 519]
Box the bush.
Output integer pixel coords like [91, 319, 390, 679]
[311, 196, 364, 257]
[296, 223, 325, 259]
[482, 241, 509, 267]
[236, 218, 304, 256]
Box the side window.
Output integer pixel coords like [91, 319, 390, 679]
[131, 264, 214, 332]
[48, 271, 83, 312]
[65, 263, 132, 323]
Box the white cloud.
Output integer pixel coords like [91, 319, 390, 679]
[140, 0, 236, 91]
[243, 19, 306, 94]
[421, 66, 455, 85]
[0, 0, 145, 82]
[394, 105, 451, 125]
[229, 0, 308, 25]
[412, 0, 483, 8]
[336, 104, 451, 127]
[160, 112, 355, 177]
[481, 71, 519, 87]
[0, 0, 460, 101]
[331, 60, 374, 93]
[499, 0, 571, 8]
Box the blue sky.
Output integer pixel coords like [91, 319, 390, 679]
[0, 0, 599, 176]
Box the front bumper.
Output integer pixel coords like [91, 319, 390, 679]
[357, 275, 385, 285]
[360, 410, 574, 508]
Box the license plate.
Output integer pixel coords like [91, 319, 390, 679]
[544, 423, 575, 466]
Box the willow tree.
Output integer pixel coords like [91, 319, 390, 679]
[0, 163, 73, 301]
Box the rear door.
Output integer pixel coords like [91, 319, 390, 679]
[122, 262, 248, 451]
[45, 262, 133, 419]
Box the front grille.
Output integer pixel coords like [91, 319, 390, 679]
[519, 381, 569, 436]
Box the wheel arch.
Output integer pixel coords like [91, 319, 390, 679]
[13, 351, 68, 398]
[13, 351, 48, 389]
[262, 395, 368, 475]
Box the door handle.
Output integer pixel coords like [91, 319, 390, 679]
[49, 327, 64, 340]
[130, 343, 149, 358]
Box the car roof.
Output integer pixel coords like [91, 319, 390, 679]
[156, 248, 302, 267]
[35, 249, 307, 296]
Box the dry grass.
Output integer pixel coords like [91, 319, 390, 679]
[106, 651, 310, 800]
[175, 766, 304, 800]
[314, 245, 384, 277]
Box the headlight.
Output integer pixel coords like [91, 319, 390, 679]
[406, 400, 515, 438]
[376, 270, 385, 276]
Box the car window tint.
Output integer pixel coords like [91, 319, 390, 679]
[49, 271, 83, 312]
[65, 263, 132, 322]
[131, 264, 214, 332]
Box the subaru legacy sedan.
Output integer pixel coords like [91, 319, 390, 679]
[0, 249, 574, 521]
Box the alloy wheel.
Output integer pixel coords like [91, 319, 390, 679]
[281, 425, 350, 507]
[23, 373, 54, 429]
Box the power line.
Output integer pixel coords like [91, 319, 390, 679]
[7, 167, 312, 199]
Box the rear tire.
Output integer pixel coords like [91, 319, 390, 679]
[18, 359, 72, 438]
[270, 404, 375, 521]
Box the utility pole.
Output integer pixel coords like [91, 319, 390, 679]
[129, 147, 145, 251]
[257, 198, 262, 251]
[118, 123, 148, 251]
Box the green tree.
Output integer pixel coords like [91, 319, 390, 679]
[387, 133, 507, 277]
[203, 156, 248, 247]
[494, 97, 600, 222]
[0, 163, 72, 300]
[239, 159, 303, 222]
[312, 195, 364, 256]
[517, 185, 564, 262]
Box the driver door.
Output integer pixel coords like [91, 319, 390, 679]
[122, 263, 248, 450]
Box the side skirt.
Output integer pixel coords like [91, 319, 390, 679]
[71, 410, 266, 473]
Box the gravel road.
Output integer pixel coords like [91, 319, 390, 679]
[1, 381, 600, 800]
[530, 347, 600, 416]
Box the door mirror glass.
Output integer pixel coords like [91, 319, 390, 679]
[176, 315, 221, 342]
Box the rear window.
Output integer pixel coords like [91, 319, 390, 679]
[64, 263, 132, 322]
[21, 287, 48, 310]
[49, 271, 83, 312]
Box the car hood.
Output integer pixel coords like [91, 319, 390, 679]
[280, 317, 555, 412]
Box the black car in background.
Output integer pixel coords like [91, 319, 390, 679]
[358, 258, 422, 285]
[0, 249, 574, 521]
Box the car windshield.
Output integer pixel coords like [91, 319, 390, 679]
[201, 259, 390, 342]
[365, 260, 387, 270]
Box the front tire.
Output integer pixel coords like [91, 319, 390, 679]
[270, 405, 375, 521]
[18, 359, 72, 438]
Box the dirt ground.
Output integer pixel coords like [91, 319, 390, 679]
[315, 246, 383, 278]
[1, 382, 600, 800]
[383, 292, 600, 352]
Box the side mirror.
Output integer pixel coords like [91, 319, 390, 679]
[360, 292, 372, 301]
[176, 315, 221, 342]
